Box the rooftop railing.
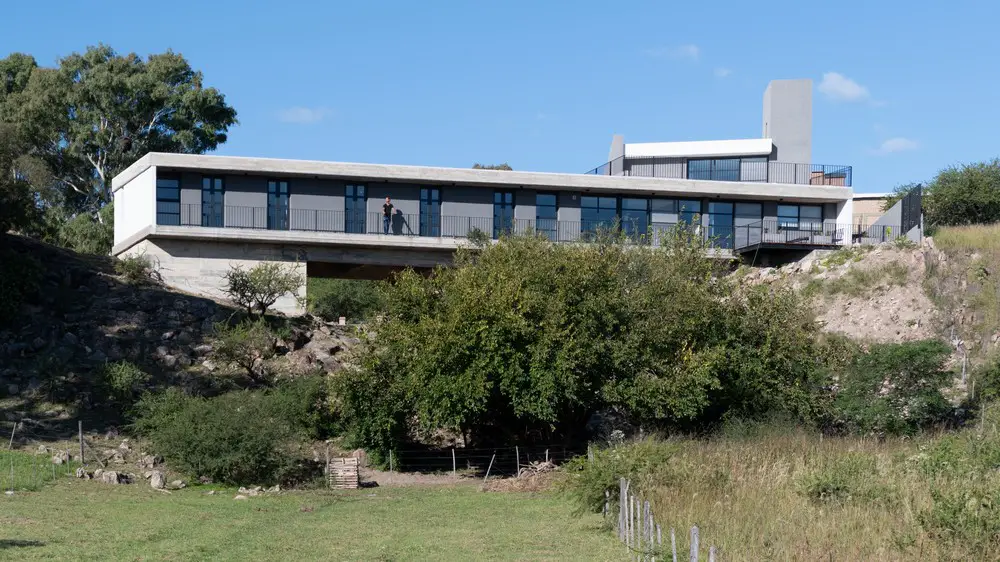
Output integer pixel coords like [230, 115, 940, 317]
[157, 204, 896, 251]
[584, 155, 852, 187]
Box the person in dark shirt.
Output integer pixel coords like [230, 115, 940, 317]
[382, 196, 393, 234]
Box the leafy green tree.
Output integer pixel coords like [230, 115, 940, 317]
[223, 262, 304, 316]
[1, 45, 238, 214]
[338, 229, 821, 455]
[923, 160, 1000, 227]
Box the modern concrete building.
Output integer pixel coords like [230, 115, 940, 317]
[112, 79, 905, 315]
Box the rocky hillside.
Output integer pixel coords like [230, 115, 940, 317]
[0, 234, 357, 433]
[744, 232, 1000, 365]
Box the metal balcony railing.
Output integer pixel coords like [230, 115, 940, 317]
[584, 156, 852, 187]
[158, 204, 898, 251]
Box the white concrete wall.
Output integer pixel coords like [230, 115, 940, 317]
[836, 200, 853, 246]
[114, 166, 156, 248]
[126, 238, 308, 315]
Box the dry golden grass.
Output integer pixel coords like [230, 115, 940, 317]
[604, 424, 1000, 562]
[933, 223, 1000, 252]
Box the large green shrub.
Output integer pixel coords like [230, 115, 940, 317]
[340, 229, 822, 454]
[560, 440, 677, 515]
[308, 278, 382, 322]
[58, 204, 114, 255]
[133, 378, 331, 485]
[100, 360, 150, 406]
[829, 339, 953, 435]
[924, 159, 1000, 227]
[212, 319, 277, 385]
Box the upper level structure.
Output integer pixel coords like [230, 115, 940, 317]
[587, 79, 852, 187]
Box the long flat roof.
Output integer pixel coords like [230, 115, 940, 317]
[112, 152, 851, 202]
[624, 138, 774, 159]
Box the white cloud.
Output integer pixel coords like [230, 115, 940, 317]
[818, 72, 870, 102]
[872, 137, 919, 155]
[278, 106, 333, 124]
[714, 67, 732, 78]
[643, 44, 700, 61]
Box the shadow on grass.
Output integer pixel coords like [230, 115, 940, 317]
[0, 539, 45, 548]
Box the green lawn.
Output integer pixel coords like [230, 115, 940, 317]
[0, 479, 622, 561]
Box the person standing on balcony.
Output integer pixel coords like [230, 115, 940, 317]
[382, 196, 394, 235]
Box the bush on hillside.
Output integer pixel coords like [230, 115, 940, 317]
[114, 252, 159, 285]
[213, 319, 278, 385]
[223, 262, 303, 316]
[338, 228, 823, 455]
[58, 204, 114, 255]
[309, 278, 382, 322]
[100, 360, 150, 407]
[132, 378, 332, 485]
[828, 339, 953, 436]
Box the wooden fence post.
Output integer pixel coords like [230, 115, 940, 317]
[709, 546, 717, 562]
[78, 421, 84, 465]
[452, 448, 456, 477]
[482, 453, 496, 486]
[671, 528, 677, 562]
[515, 446, 519, 476]
[690, 526, 699, 562]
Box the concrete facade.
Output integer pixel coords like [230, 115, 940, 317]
[762, 79, 812, 164]
[112, 88, 855, 316]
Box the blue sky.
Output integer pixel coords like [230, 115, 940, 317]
[4, 0, 998, 194]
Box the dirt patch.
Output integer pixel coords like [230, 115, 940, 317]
[361, 469, 478, 488]
[483, 472, 556, 493]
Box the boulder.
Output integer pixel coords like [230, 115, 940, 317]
[75, 467, 91, 479]
[192, 344, 213, 357]
[63, 333, 79, 346]
[169, 479, 186, 489]
[31, 337, 47, 351]
[99, 470, 131, 484]
[234, 494, 248, 500]
[137, 454, 161, 469]
[51, 451, 70, 465]
[150, 471, 166, 489]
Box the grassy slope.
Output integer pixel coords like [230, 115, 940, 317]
[0, 480, 620, 561]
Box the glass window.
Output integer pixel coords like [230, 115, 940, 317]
[581, 195, 617, 236]
[345, 184, 366, 234]
[678, 199, 701, 225]
[493, 190, 515, 239]
[201, 176, 224, 227]
[156, 176, 180, 226]
[650, 199, 677, 213]
[620, 198, 649, 238]
[535, 193, 558, 240]
[687, 158, 740, 181]
[420, 187, 441, 237]
[777, 204, 823, 232]
[267, 180, 289, 230]
[708, 202, 734, 248]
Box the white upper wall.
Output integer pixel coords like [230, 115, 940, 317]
[623, 138, 774, 159]
[113, 165, 156, 245]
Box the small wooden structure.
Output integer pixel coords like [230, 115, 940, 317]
[328, 457, 360, 489]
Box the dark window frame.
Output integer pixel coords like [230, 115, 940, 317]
[267, 179, 290, 231]
[201, 176, 225, 227]
[686, 156, 768, 182]
[493, 190, 516, 239]
[156, 173, 181, 226]
[345, 183, 367, 234]
[535, 192, 558, 240]
[420, 186, 441, 237]
[777, 204, 824, 232]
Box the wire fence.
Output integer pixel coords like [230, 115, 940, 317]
[388, 444, 588, 477]
[1, 419, 85, 492]
[615, 477, 718, 562]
